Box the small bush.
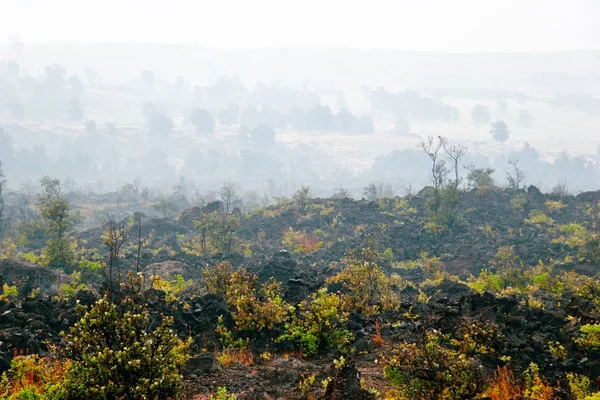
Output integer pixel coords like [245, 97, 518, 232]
[57, 295, 190, 399]
[576, 324, 600, 351]
[279, 288, 353, 357]
[384, 329, 484, 400]
[0, 354, 66, 399]
[282, 228, 323, 254]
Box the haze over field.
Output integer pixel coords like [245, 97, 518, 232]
[0, 0, 599, 202]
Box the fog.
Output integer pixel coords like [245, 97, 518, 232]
[0, 1, 600, 212]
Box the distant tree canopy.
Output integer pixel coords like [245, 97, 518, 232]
[471, 104, 491, 125]
[490, 121, 510, 143]
[68, 98, 84, 122]
[84, 119, 97, 135]
[84, 68, 100, 85]
[290, 105, 373, 134]
[190, 108, 215, 134]
[518, 110, 534, 127]
[250, 123, 276, 148]
[142, 102, 173, 137]
[217, 103, 240, 126]
[369, 86, 459, 122]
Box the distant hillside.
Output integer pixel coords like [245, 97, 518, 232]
[1, 44, 599, 93]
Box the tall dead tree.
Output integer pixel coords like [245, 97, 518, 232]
[103, 215, 127, 286]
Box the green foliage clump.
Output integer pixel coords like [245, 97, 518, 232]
[210, 386, 236, 400]
[567, 372, 597, 400]
[381, 247, 394, 262]
[281, 228, 323, 254]
[149, 274, 194, 303]
[187, 212, 241, 255]
[57, 271, 88, 299]
[467, 270, 506, 294]
[525, 210, 555, 226]
[576, 324, 600, 351]
[280, 288, 353, 358]
[36, 177, 79, 270]
[545, 200, 565, 212]
[57, 295, 190, 399]
[0, 283, 18, 302]
[384, 329, 483, 400]
[327, 244, 403, 316]
[78, 260, 102, 273]
[204, 264, 291, 333]
[523, 362, 554, 399]
[0, 354, 66, 400]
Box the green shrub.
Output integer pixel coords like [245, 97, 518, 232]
[384, 329, 484, 400]
[0, 284, 18, 302]
[57, 295, 190, 399]
[0, 354, 66, 399]
[326, 245, 403, 316]
[279, 288, 353, 357]
[210, 386, 236, 400]
[576, 324, 600, 351]
[467, 270, 506, 294]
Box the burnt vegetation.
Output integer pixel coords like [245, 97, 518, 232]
[1, 167, 600, 399]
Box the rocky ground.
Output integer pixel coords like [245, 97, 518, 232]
[3, 187, 600, 398]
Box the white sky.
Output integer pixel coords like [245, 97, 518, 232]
[1, 0, 599, 52]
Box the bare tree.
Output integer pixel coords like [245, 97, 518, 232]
[103, 215, 128, 286]
[0, 161, 5, 237]
[133, 212, 145, 273]
[420, 136, 448, 212]
[151, 197, 179, 219]
[219, 181, 237, 214]
[333, 183, 350, 199]
[552, 178, 570, 197]
[363, 183, 378, 201]
[441, 137, 468, 191]
[506, 159, 526, 190]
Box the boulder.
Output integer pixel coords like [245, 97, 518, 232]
[0, 259, 73, 296]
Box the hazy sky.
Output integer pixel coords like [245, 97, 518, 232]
[1, 0, 599, 52]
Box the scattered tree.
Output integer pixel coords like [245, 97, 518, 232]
[506, 158, 526, 190]
[152, 197, 179, 219]
[102, 215, 128, 285]
[217, 103, 240, 126]
[219, 182, 238, 214]
[142, 102, 174, 136]
[552, 178, 569, 197]
[490, 121, 509, 143]
[84, 68, 100, 85]
[68, 98, 84, 121]
[250, 124, 276, 147]
[0, 161, 5, 237]
[471, 104, 491, 125]
[37, 177, 78, 269]
[84, 119, 97, 135]
[518, 110, 534, 127]
[190, 108, 215, 134]
[465, 163, 495, 189]
[420, 136, 448, 212]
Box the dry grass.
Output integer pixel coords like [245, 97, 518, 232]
[373, 319, 384, 348]
[216, 347, 254, 368]
[485, 366, 522, 400]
